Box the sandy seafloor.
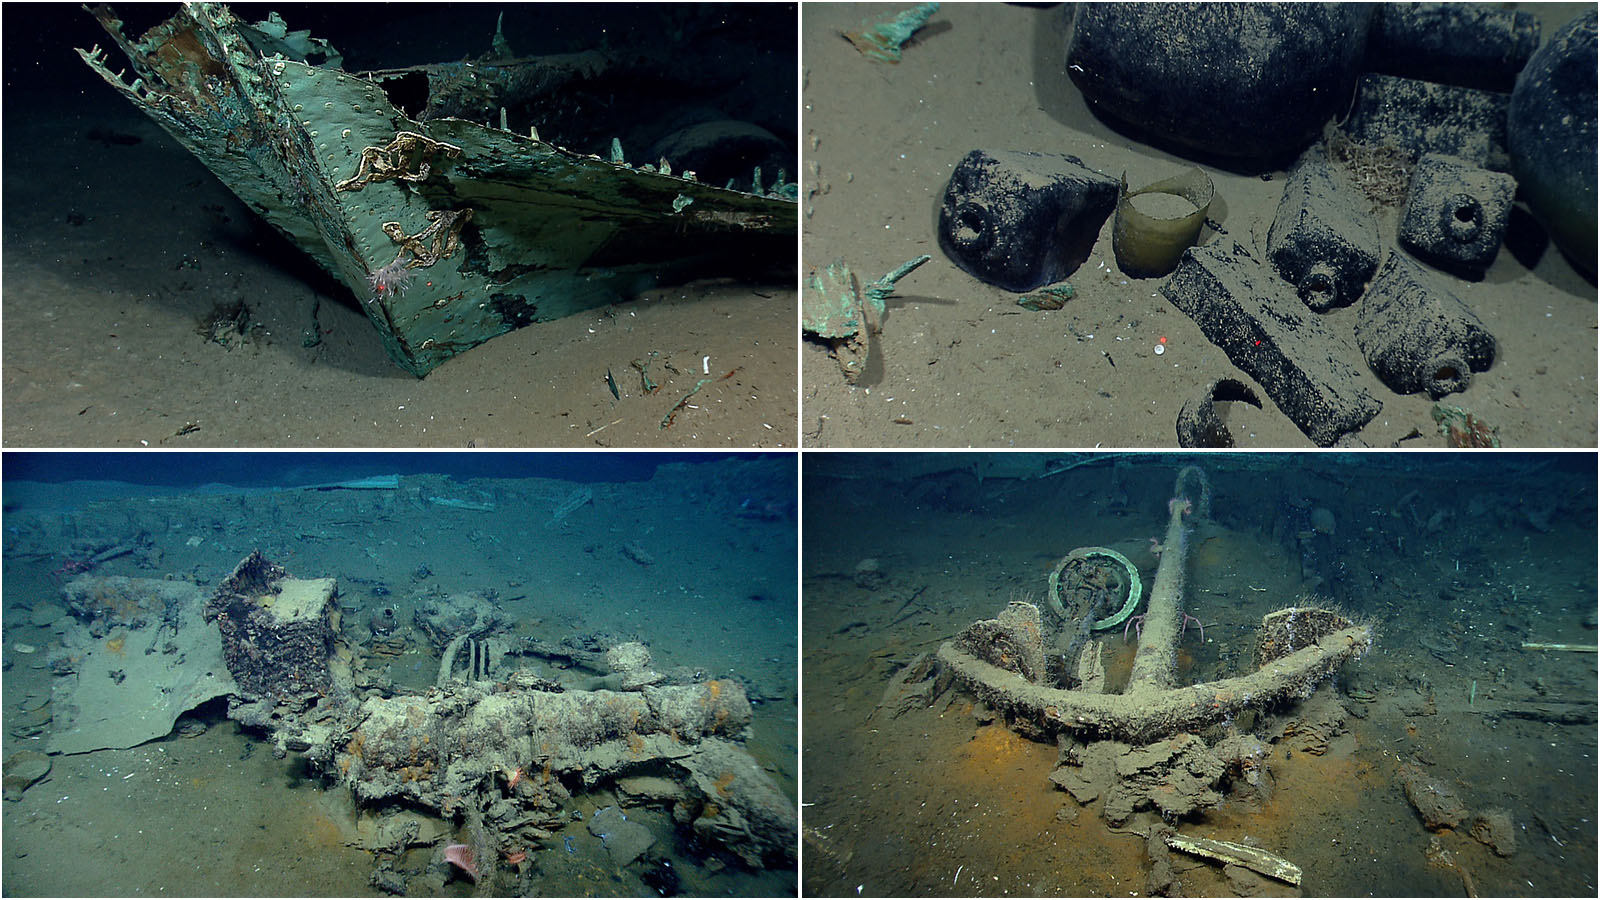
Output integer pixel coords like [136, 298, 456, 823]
[800, 3, 1596, 448]
[1, 454, 797, 896]
[2, 4, 798, 448]
[801, 453, 1596, 897]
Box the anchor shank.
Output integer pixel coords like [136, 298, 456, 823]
[1128, 496, 1191, 692]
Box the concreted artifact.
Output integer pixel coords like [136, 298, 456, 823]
[803, 255, 930, 382]
[841, 2, 940, 64]
[914, 466, 1369, 890]
[44, 549, 795, 887]
[937, 466, 1371, 744]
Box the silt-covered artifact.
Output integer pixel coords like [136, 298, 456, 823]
[1365, 3, 1540, 92]
[1064, 3, 1372, 164]
[1506, 9, 1598, 276]
[1354, 252, 1496, 399]
[1175, 378, 1263, 448]
[1161, 240, 1382, 446]
[1398, 153, 1517, 279]
[49, 577, 239, 754]
[938, 149, 1117, 292]
[77, 4, 796, 376]
[1343, 73, 1511, 170]
[1266, 148, 1382, 311]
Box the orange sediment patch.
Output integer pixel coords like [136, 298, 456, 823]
[713, 770, 736, 797]
[916, 723, 1145, 894]
[308, 811, 344, 850]
[1198, 739, 1380, 889]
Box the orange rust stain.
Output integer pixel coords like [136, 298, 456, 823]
[713, 771, 736, 798]
[399, 759, 436, 783]
[307, 812, 344, 850]
[922, 723, 1145, 894]
[1209, 742, 1374, 840]
[1192, 535, 1228, 568]
[1102, 640, 1138, 692]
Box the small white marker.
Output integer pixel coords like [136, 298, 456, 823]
[702, 355, 710, 374]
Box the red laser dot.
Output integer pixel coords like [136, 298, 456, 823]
[1158, 336, 1167, 344]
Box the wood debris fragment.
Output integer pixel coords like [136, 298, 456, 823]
[1163, 833, 1303, 886]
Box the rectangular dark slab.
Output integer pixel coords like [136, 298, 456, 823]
[1161, 241, 1381, 446]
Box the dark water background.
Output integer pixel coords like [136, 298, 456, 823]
[2, 451, 758, 489]
[2, 452, 797, 896]
[802, 452, 1596, 897]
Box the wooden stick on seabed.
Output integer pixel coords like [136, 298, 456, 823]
[1521, 642, 1598, 652]
[1163, 834, 1303, 886]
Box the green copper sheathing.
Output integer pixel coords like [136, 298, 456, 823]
[843, 3, 940, 63]
[862, 254, 931, 312]
[77, 3, 795, 377]
[801, 259, 864, 340]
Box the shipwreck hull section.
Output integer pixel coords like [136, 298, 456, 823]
[79, 4, 795, 376]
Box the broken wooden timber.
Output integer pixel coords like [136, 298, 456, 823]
[1163, 833, 1303, 886]
[1468, 700, 1597, 725]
